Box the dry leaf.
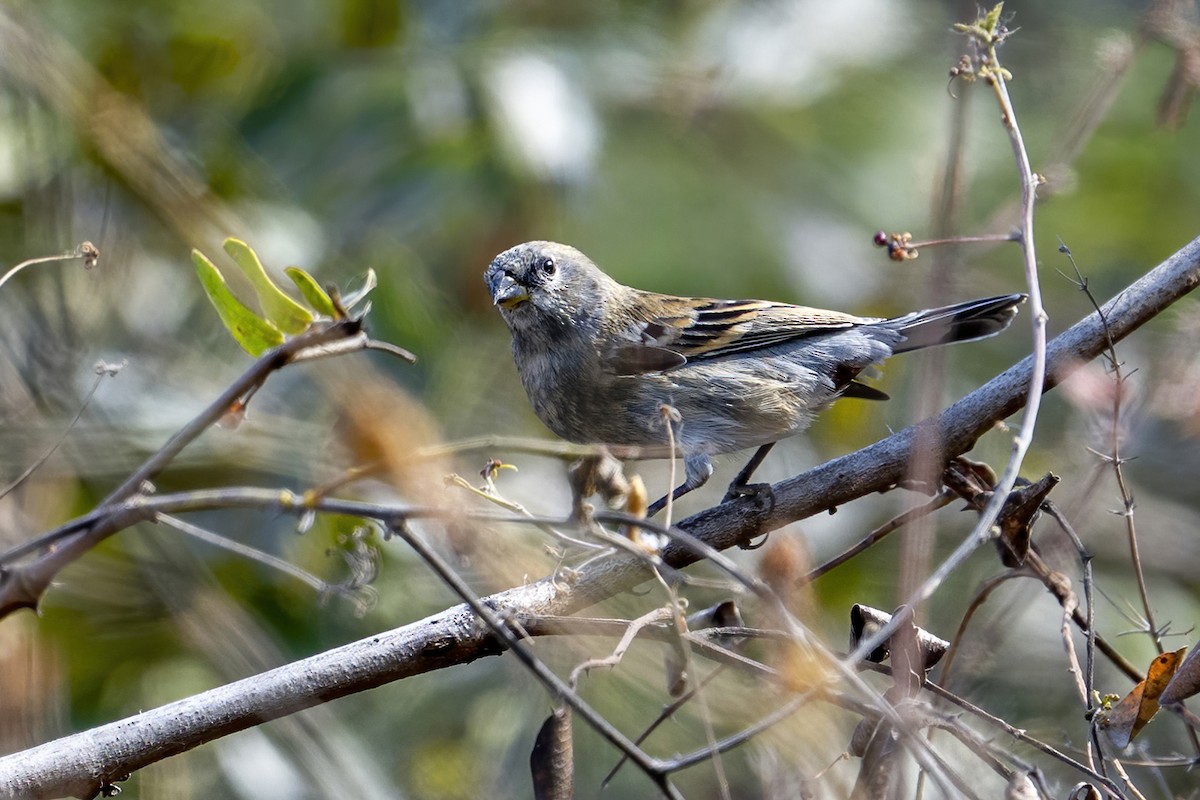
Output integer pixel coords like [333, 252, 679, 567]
[1160, 641, 1200, 705]
[994, 472, 1058, 567]
[849, 604, 949, 673]
[1099, 647, 1187, 748]
[530, 706, 573, 800]
[759, 534, 815, 620]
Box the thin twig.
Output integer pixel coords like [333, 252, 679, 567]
[938, 570, 1026, 690]
[848, 6, 1051, 697]
[155, 513, 333, 595]
[802, 491, 955, 584]
[656, 695, 809, 775]
[0, 241, 98, 292]
[567, 607, 673, 687]
[602, 665, 729, 787]
[1043, 503, 1101, 773]
[1059, 244, 1162, 652]
[444, 473, 604, 551]
[101, 320, 364, 510]
[534, 612, 1129, 797]
[0, 361, 122, 499]
[1058, 572, 1091, 708]
[1110, 758, 1150, 800]
[922, 680, 1127, 797]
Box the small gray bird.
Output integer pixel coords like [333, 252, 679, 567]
[485, 241, 1024, 515]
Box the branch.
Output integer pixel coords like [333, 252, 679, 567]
[0, 319, 366, 617]
[1, 234, 1198, 799]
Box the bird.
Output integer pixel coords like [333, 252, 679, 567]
[485, 241, 1024, 516]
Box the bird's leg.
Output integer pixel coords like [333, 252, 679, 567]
[647, 455, 713, 518]
[723, 443, 776, 507]
[646, 483, 693, 518]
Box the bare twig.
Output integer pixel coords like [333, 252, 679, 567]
[444, 471, 604, 551]
[1059, 244, 1162, 652]
[0, 360, 122, 499]
[0, 241, 98, 292]
[802, 491, 955, 584]
[1043, 502, 1102, 773]
[937, 570, 1026, 690]
[656, 695, 809, 774]
[602, 665, 728, 787]
[922, 680, 1126, 797]
[847, 4, 1051, 682]
[567, 607, 673, 687]
[154, 514, 333, 597]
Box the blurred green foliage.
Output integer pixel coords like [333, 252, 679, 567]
[2, 0, 1199, 797]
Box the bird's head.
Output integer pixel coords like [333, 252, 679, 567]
[484, 241, 617, 337]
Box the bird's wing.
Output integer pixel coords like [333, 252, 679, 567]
[609, 292, 873, 375]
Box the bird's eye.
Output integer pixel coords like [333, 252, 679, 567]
[539, 257, 556, 276]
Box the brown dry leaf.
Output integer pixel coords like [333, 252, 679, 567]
[1099, 647, 1187, 748]
[335, 372, 444, 498]
[530, 706, 573, 800]
[994, 472, 1058, 567]
[620, 475, 661, 552]
[759, 533, 815, 621]
[848, 604, 949, 673]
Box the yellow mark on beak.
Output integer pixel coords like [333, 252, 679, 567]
[490, 272, 530, 309]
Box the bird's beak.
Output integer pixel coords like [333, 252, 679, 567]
[488, 271, 529, 309]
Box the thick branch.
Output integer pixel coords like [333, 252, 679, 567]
[1, 235, 1198, 799]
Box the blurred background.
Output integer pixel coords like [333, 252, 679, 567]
[1, 0, 1198, 797]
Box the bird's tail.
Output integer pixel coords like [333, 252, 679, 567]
[886, 293, 1026, 353]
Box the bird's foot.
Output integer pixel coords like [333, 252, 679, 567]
[723, 481, 775, 510]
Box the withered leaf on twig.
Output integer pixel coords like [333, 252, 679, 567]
[531, 706, 574, 800]
[941, 459, 1058, 567]
[1097, 647, 1187, 748]
[994, 473, 1059, 567]
[1159, 640, 1200, 705]
[849, 605, 949, 674]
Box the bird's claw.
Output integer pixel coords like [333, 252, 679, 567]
[723, 481, 775, 510]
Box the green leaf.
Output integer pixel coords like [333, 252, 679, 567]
[223, 238, 314, 334]
[284, 266, 338, 317]
[983, 3, 1004, 35]
[192, 249, 285, 356]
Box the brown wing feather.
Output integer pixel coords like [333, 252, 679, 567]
[613, 292, 872, 372]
